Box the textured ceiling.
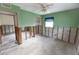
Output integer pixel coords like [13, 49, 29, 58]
[13, 3, 79, 15]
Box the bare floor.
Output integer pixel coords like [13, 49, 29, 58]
[0, 32, 77, 55]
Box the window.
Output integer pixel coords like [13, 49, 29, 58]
[45, 17, 54, 28]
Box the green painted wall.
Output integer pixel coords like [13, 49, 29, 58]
[0, 4, 79, 27]
[0, 4, 39, 27]
[43, 8, 79, 27]
[19, 10, 39, 27]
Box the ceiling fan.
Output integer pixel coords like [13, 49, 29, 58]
[38, 3, 54, 12]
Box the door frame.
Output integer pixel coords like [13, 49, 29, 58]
[0, 8, 20, 44]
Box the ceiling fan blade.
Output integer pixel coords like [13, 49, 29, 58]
[38, 8, 47, 13]
[34, 3, 53, 12]
[39, 3, 46, 8]
[43, 3, 54, 8]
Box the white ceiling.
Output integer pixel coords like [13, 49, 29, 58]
[13, 3, 79, 15]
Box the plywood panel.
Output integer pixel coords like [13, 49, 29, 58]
[63, 27, 70, 42]
[70, 28, 77, 43]
[58, 27, 63, 40]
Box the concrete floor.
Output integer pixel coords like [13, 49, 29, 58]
[0, 32, 77, 55]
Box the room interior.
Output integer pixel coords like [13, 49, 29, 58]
[0, 3, 79, 55]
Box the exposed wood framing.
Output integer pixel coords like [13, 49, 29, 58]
[74, 28, 78, 44]
[29, 27, 32, 38]
[48, 27, 49, 37]
[57, 27, 59, 39]
[15, 27, 22, 45]
[45, 27, 46, 36]
[62, 27, 64, 40]
[0, 26, 2, 44]
[68, 27, 71, 43]
[41, 26, 79, 44]
[0, 8, 19, 45]
[52, 27, 54, 38]
[38, 25, 39, 34]
[32, 26, 35, 37]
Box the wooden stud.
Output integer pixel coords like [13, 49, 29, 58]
[43, 25, 45, 36]
[53, 27, 58, 39]
[11, 26, 12, 33]
[3, 25, 5, 35]
[7, 25, 9, 34]
[68, 27, 71, 43]
[8, 25, 10, 33]
[38, 25, 39, 34]
[74, 28, 78, 44]
[0, 26, 2, 44]
[58, 27, 63, 40]
[63, 27, 70, 42]
[39, 25, 40, 34]
[15, 27, 22, 45]
[2, 25, 5, 35]
[36, 26, 38, 34]
[29, 27, 32, 38]
[57, 26, 59, 39]
[62, 27, 64, 40]
[70, 27, 77, 43]
[37, 26, 39, 34]
[0, 25, 3, 35]
[34, 26, 36, 34]
[32, 26, 35, 37]
[10, 25, 12, 33]
[45, 27, 46, 36]
[40, 25, 42, 35]
[48, 27, 49, 37]
[12, 25, 13, 32]
[41, 25, 43, 35]
[52, 27, 54, 38]
[75, 28, 79, 51]
[45, 27, 48, 36]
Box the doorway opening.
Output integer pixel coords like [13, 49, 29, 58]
[0, 10, 18, 51]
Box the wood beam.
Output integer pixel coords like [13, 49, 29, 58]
[74, 28, 78, 44]
[29, 27, 32, 38]
[15, 27, 22, 45]
[32, 26, 35, 37]
[0, 26, 2, 44]
[68, 27, 71, 43]
[62, 27, 64, 40]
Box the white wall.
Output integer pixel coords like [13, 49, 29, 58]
[0, 14, 14, 25]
